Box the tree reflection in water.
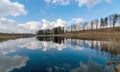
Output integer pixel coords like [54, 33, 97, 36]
[37, 36, 120, 72]
[0, 37, 120, 72]
[36, 37, 65, 44]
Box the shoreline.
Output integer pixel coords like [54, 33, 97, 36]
[1, 27, 120, 42]
[37, 33, 120, 42]
[0, 33, 35, 41]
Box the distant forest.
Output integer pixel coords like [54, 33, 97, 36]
[37, 13, 120, 35]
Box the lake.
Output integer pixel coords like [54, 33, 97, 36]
[0, 37, 120, 72]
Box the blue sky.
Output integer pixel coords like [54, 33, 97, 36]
[9, 0, 120, 22]
[0, 0, 120, 33]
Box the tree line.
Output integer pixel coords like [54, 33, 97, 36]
[36, 26, 64, 35]
[67, 13, 120, 32]
[37, 13, 120, 35]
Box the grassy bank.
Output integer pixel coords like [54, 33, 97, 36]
[37, 27, 120, 42]
[0, 33, 35, 41]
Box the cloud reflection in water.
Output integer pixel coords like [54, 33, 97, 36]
[0, 37, 120, 72]
[46, 60, 116, 72]
[0, 37, 84, 55]
[71, 60, 115, 72]
[0, 55, 29, 72]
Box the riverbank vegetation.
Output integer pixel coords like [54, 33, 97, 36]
[36, 13, 120, 42]
[0, 33, 35, 41]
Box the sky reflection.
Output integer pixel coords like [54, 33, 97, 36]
[0, 55, 28, 72]
[0, 37, 120, 72]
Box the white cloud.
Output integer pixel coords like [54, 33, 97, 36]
[18, 21, 42, 33]
[72, 18, 84, 24]
[0, 18, 18, 33]
[45, 0, 70, 6]
[75, 0, 101, 8]
[0, 18, 41, 33]
[44, 0, 112, 8]
[0, 18, 66, 33]
[40, 19, 66, 29]
[0, 0, 27, 17]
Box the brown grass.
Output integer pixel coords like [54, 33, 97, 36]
[37, 27, 120, 42]
[0, 33, 35, 41]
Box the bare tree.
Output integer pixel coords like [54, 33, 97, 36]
[100, 18, 104, 28]
[71, 25, 73, 31]
[109, 15, 113, 28]
[91, 20, 94, 33]
[95, 19, 99, 29]
[118, 14, 120, 26]
[104, 17, 108, 28]
[113, 14, 118, 27]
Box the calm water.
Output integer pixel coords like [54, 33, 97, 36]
[0, 37, 120, 72]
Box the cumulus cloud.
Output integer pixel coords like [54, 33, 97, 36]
[44, 0, 112, 8]
[0, 0, 27, 17]
[0, 18, 18, 33]
[44, 0, 70, 6]
[72, 18, 84, 24]
[0, 18, 41, 33]
[0, 55, 28, 72]
[0, 18, 66, 33]
[18, 21, 42, 33]
[41, 19, 66, 29]
[75, 0, 101, 8]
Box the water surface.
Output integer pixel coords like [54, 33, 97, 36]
[0, 37, 120, 72]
